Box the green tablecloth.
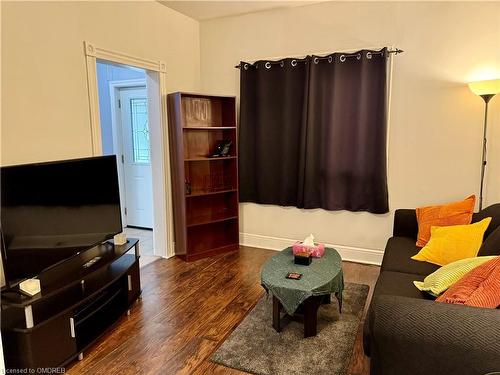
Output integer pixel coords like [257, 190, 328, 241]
[261, 247, 344, 315]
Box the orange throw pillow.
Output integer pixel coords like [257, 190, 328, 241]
[416, 195, 475, 247]
[436, 256, 500, 308]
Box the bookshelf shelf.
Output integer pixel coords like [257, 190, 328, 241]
[184, 156, 237, 162]
[186, 189, 237, 198]
[187, 214, 238, 228]
[183, 126, 236, 130]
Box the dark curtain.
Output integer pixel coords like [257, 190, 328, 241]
[239, 58, 309, 206]
[239, 49, 389, 213]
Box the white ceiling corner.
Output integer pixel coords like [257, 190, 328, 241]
[159, 1, 327, 21]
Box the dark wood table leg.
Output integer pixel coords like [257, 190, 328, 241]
[322, 294, 331, 304]
[335, 292, 342, 313]
[272, 295, 281, 332]
[303, 296, 322, 338]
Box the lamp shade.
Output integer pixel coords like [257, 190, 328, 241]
[468, 79, 500, 96]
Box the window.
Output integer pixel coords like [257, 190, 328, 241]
[130, 98, 150, 163]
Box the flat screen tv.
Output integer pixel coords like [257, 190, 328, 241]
[1, 156, 122, 286]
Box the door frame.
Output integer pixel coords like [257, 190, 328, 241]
[109, 80, 147, 227]
[84, 41, 174, 258]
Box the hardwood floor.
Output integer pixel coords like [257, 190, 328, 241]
[67, 246, 380, 375]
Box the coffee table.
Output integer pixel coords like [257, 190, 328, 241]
[261, 247, 344, 338]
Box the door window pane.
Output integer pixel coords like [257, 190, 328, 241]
[130, 98, 150, 163]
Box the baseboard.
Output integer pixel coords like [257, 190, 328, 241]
[239, 232, 384, 265]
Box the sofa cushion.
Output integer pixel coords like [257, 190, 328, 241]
[436, 256, 500, 308]
[411, 218, 492, 266]
[372, 271, 431, 300]
[381, 237, 440, 276]
[472, 203, 500, 238]
[478, 226, 500, 256]
[415, 195, 475, 247]
[414, 256, 496, 297]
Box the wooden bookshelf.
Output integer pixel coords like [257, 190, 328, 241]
[167, 93, 239, 261]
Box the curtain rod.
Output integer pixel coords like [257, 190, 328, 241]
[234, 48, 404, 69]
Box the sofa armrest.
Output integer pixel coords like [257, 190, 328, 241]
[369, 295, 500, 375]
[393, 209, 418, 239]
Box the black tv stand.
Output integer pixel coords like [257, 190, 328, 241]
[1, 238, 141, 370]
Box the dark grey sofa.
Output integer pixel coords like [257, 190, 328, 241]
[363, 203, 500, 375]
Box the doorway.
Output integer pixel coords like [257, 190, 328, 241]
[118, 87, 153, 229]
[84, 42, 173, 261]
[96, 61, 156, 265]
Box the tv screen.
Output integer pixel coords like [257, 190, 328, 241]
[1, 156, 122, 285]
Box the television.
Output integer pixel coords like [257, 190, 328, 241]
[1, 156, 122, 286]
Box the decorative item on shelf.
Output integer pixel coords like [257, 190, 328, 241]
[294, 252, 312, 266]
[19, 278, 41, 297]
[210, 140, 232, 157]
[185, 178, 192, 195]
[114, 232, 127, 245]
[293, 234, 325, 258]
[468, 78, 500, 210]
[203, 173, 234, 192]
[185, 98, 211, 122]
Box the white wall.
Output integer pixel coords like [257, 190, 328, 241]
[1, 1, 499, 264]
[1, 1, 200, 166]
[0, 1, 199, 287]
[200, 2, 500, 259]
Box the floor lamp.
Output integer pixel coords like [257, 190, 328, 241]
[468, 79, 500, 210]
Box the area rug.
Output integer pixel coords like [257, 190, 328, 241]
[212, 282, 369, 375]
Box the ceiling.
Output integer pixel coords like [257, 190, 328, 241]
[159, 1, 322, 21]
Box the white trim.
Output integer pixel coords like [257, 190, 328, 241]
[147, 71, 174, 259]
[239, 232, 384, 265]
[85, 53, 102, 156]
[0, 331, 5, 373]
[69, 317, 76, 338]
[24, 305, 34, 329]
[85, 41, 166, 73]
[84, 41, 173, 259]
[109, 79, 147, 89]
[157, 71, 175, 259]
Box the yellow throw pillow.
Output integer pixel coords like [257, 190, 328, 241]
[414, 256, 496, 297]
[411, 217, 491, 266]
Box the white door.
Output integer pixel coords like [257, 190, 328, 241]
[119, 87, 153, 228]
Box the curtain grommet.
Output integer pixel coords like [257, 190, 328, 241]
[356, 53, 361, 60]
[243, 63, 249, 70]
[265, 62, 271, 69]
[291, 59, 297, 67]
[366, 52, 372, 59]
[340, 55, 346, 62]
[328, 56, 333, 63]
[313, 57, 319, 64]
[280, 61, 284, 67]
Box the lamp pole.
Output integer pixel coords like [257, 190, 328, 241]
[478, 94, 494, 211]
[468, 79, 500, 211]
